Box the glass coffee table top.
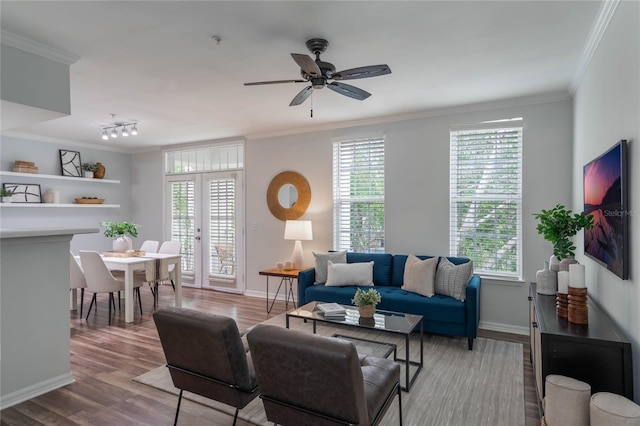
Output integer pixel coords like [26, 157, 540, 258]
[287, 301, 422, 335]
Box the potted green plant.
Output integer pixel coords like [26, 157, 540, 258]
[100, 221, 139, 252]
[82, 162, 98, 178]
[0, 188, 14, 203]
[533, 204, 594, 261]
[351, 288, 382, 318]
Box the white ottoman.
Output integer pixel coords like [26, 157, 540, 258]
[590, 392, 640, 425]
[544, 374, 591, 426]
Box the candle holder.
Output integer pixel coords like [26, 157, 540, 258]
[568, 286, 588, 324]
[556, 292, 568, 318]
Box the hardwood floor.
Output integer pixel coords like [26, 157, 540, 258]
[1, 286, 540, 425]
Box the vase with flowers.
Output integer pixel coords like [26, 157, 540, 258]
[100, 221, 138, 252]
[351, 288, 381, 318]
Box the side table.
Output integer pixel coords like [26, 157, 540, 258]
[259, 267, 308, 314]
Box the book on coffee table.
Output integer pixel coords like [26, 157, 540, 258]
[317, 302, 346, 316]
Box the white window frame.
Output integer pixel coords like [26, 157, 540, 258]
[333, 137, 385, 253]
[450, 119, 523, 279]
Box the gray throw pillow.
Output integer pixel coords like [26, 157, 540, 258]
[435, 258, 473, 301]
[313, 251, 347, 284]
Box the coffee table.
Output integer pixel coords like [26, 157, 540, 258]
[286, 301, 423, 392]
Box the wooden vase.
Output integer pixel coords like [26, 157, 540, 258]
[568, 286, 588, 325]
[358, 305, 376, 318]
[94, 162, 106, 179]
[556, 292, 568, 318]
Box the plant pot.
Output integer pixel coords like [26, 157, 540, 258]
[559, 256, 578, 272]
[84, 171, 94, 178]
[2, 196, 12, 203]
[358, 305, 376, 318]
[113, 236, 133, 253]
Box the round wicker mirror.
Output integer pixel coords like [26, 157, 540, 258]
[267, 171, 311, 221]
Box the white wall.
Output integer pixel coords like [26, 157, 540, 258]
[572, 0, 640, 402]
[244, 96, 574, 333]
[0, 136, 134, 253]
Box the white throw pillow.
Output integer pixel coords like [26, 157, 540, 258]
[325, 261, 374, 287]
[313, 251, 347, 284]
[401, 255, 438, 297]
[435, 258, 474, 301]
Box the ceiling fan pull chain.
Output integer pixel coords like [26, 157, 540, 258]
[310, 91, 314, 118]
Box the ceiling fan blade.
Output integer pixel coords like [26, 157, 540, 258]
[244, 79, 306, 86]
[327, 82, 371, 101]
[332, 64, 391, 80]
[289, 86, 314, 106]
[291, 53, 321, 76]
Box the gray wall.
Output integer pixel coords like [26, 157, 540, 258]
[0, 136, 133, 253]
[572, 0, 640, 402]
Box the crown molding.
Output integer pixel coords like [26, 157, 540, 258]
[1, 30, 80, 65]
[246, 91, 571, 141]
[568, 0, 620, 94]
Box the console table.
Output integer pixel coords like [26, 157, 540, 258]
[529, 283, 633, 404]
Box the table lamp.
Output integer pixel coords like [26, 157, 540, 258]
[284, 220, 313, 269]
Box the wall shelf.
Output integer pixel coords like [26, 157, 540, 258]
[0, 203, 120, 208]
[0, 171, 120, 184]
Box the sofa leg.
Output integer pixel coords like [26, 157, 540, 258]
[468, 338, 474, 350]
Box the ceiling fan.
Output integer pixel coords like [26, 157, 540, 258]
[244, 38, 391, 106]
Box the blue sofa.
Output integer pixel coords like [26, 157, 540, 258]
[298, 252, 481, 350]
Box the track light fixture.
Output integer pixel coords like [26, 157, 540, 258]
[101, 121, 139, 140]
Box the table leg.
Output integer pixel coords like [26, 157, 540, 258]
[124, 267, 134, 323]
[405, 335, 410, 391]
[267, 277, 285, 314]
[285, 277, 297, 309]
[70, 289, 78, 311]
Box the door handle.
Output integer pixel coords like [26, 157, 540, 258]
[195, 236, 201, 241]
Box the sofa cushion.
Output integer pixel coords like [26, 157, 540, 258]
[391, 255, 436, 287]
[313, 251, 347, 284]
[435, 258, 474, 301]
[347, 253, 393, 286]
[326, 261, 374, 287]
[401, 255, 437, 297]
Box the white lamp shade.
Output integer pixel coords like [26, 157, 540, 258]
[284, 220, 313, 241]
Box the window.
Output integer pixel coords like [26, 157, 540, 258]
[333, 137, 385, 252]
[168, 180, 195, 273]
[450, 120, 523, 278]
[207, 176, 236, 278]
[165, 143, 243, 174]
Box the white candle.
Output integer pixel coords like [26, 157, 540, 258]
[558, 271, 570, 293]
[569, 264, 586, 288]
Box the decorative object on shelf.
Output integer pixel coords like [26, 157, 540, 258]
[94, 162, 106, 179]
[569, 264, 586, 288]
[44, 190, 54, 203]
[276, 262, 284, 269]
[267, 171, 311, 220]
[549, 255, 560, 272]
[534, 204, 594, 260]
[101, 114, 139, 140]
[534, 204, 594, 261]
[100, 221, 139, 253]
[559, 256, 578, 272]
[12, 160, 38, 174]
[81, 162, 98, 178]
[2, 183, 41, 203]
[283, 261, 293, 270]
[568, 286, 588, 324]
[284, 220, 313, 269]
[0, 187, 14, 203]
[536, 261, 557, 295]
[351, 288, 381, 318]
[59, 150, 82, 177]
[556, 270, 570, 318]
[75, 197, 105, 205]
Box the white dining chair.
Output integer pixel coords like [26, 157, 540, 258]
[79, 250, 145, 325]
[158, 241, 182, 291]
[139, 240, 159, 253]
[70, 251, 87, 317]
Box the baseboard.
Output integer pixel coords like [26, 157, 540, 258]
[244, 289, 294, 303]
[0, 372, 75, 410]
[480, 320, 529, 336]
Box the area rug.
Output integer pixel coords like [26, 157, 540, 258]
[134, 313, 524, 425]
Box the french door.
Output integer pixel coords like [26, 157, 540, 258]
[166, 171, 244, 292]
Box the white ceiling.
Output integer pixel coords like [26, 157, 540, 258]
[1, 1, 601, 150]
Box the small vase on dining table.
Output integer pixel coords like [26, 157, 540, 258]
[113, 235, 133, 253]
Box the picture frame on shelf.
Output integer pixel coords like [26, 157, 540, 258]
[59, 149, 82, 177]
[3, 183, 42, 203]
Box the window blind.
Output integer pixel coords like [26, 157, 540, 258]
[208, 178, 236, 279]
[169, 181, 195, 273]
[333, 138, 385, 253]
[450, 122, 523, 278]
[165, 143, 244, 174]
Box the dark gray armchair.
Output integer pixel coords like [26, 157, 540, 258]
[247, 324, 402, 426]
[153, 307, 259, 425]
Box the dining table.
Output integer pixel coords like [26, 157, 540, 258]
[96, 253, 183, 323]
